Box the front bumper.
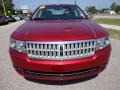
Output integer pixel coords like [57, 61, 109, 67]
[9, 46, 111, 81]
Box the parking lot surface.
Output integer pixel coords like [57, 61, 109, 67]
[0, 21, 120, 90]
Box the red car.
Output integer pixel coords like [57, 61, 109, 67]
[9, 4, 111, 81]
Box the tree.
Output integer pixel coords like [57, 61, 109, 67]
[99, 8, 109, 13]
[14, 9, 23, 15]
[0, 0, 4, 15]
[86, 6, 97, 14]
[110, 2, 120, 14]
[115, 5, 120, 14]
[110, 2, 117, 10]
[0, 0, 14, 15]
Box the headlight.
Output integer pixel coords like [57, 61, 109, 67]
[96, 36, 110, 50]
[10, 39, 26, 53]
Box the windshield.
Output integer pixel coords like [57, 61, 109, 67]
[32, 5, 86, 20]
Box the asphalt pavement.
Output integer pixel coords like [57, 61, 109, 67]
[0, 21, 120, 90]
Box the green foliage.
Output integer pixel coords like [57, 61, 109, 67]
[108, 29, 120, 40]
[96, 18, 120, 26]
[110, 2, 120, 14]
[0, 0, 14, 15]
[14, 9, 23, 15]
[110, 2, 117, 10]
[99, 8, 109, 13]
[115, 5, 120, 14]
[86, 6, 97, 14]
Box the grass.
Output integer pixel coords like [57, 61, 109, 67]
[95, 18, 120, 26]
[108, 29, 120, 40]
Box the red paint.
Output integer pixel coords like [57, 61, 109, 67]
[11, 19, 108, 41]
[9, 4, 111, 81]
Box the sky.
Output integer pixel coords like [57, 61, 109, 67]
[13, 0, 120, 10]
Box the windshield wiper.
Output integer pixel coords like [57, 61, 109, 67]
[32, 17, 84, 20]
[32, 18, 46, 20]
[61, 17, 84, 20]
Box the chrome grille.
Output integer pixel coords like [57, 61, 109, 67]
[25, 40, 96, 60]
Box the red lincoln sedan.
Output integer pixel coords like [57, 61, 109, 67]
[9, 4, 111, 81]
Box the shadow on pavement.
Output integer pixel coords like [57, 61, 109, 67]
[25, 75, 98, 85]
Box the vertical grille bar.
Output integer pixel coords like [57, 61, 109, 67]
[75, 43, 78, 56]
[26, 40, 96, 60]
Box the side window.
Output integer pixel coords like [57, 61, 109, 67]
[74, 9, 80, 17]
[37, 10, 42, 18]
[32, 10, 42, 19]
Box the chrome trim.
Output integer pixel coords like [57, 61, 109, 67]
[25, 39, 96, 60]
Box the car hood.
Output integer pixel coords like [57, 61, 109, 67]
[11, 19, 108, 41]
